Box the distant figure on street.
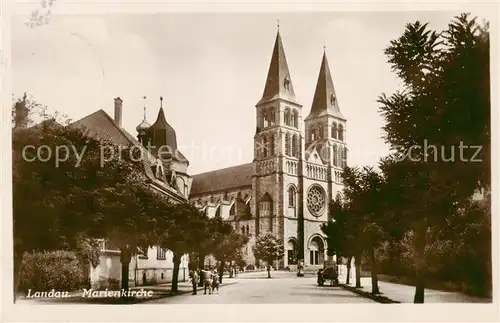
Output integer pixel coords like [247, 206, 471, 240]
[189, 269, 199, 295]
[211, 270, 220, 294]
[202, 269, 213, 295]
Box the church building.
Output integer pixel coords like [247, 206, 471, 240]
[188, 29, 348, 270]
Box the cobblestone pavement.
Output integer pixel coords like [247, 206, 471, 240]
[146, 271, 375, 304]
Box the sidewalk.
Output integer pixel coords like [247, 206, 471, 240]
[338, 273, 491, 303]
[15, 278, 238, 304]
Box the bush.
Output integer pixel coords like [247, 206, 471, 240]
[18, 250, 84, 293]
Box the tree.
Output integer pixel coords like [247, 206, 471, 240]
[212, 225, 249, 283]
[156, 202, 211, 293]
[252, 233, 284, 278]
[11, 95, 180, 296]
[378, 14, 490, 302]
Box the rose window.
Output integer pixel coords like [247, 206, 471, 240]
[307, 185, 326, 216]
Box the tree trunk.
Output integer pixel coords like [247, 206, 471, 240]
[354, 253, 362, 288]
[370, 247, 380, 294]
[346, 256, 353, 285]
[218, 259, 224, 284]
[413, 224, 426, 303]
[120, 246, 132, 296]
[229, 265, 233, 278]
[267, 263, 271, 278]
[198, 253, 205, 287]
[171, 253, 181, 293]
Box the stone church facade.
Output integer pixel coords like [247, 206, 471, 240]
[70, 28, 348, 283]
[189, 30, 348, 270]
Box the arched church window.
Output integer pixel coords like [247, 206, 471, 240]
[284, 108, 291, 126]
[285, 133, 290, 156]
[318, 125, 323, 139]
[288, 186, 296, 207]
[262, 135, 268, 158]
[310, 126, 316, 141]
[269, 107, 276, 126]
[292, 110, 298, 128]
[332, 144, 338, 167]
[338, 124, 344, 141]
[337, 145, 342, 167]
[270, 134, 275, 156]
[332, 123, 338, 139]
[241, 227, 245, 235]
[262, 109, 268, 128]
[229, 203, 235, 216]
[246, 225, 249, 235]
[343, 147, 348, 167]
[292, 134, 298, 157]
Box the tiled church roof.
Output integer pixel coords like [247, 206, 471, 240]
[190, 163, 253, 196]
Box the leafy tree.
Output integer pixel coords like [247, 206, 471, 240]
[212, 225, 249, 283]
[252, 233, 284, 278]
[378, 14, 490, 302]
[156, 202, 211, 293]
[11, 95, 190, 295]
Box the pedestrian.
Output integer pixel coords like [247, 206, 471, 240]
[189, 269, 199, 295]
[211, 269, 220, 294]
[202, 269, 213, 295]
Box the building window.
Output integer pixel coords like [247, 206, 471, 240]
[291, 134, 298, 157]
[270, 134, 275, 156]
[292, 110, 298, 128]
[332, 123, 338, 139]
[246, 225, 249, 235]
[332, 145, 338, 167]
[338, 124, 344, 141]
[157, 247, 166, 260]
[285, 133, 290, 156]
[343, 147, 348, 167]
[269, 107, 275, 126]
[262, 136, 268, 158]
[288, 186, 296, 207]
[285, 108, 291, 126]
[306, 185, 327, 217]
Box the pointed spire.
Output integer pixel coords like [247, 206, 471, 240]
[307, 51, 345, 120]
[149, 96, 178, 151]
[256, 29, 298, 106]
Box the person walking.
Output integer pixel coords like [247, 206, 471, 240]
[189, 269, 199, 295]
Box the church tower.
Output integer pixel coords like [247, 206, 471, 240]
[301, 49, 347, 266]
[304, 49, 347, 191]
[252, 28, 303, 268]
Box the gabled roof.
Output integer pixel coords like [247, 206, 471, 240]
[305, 51, 345, 121]
[256, 31, 300, 106]
[70, 109, 187, 202]
[190, 163, 253, 196]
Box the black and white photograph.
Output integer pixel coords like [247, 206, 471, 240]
[2, 1, 498, 322]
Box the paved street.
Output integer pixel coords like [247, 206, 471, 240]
[146, 271, 375, 304]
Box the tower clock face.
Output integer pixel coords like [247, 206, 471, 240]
[306, 185, 326, 216]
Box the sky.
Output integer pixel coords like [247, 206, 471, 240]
[11, 10, 491, 174]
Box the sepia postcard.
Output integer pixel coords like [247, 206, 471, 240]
[2, 0, 499, 322]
